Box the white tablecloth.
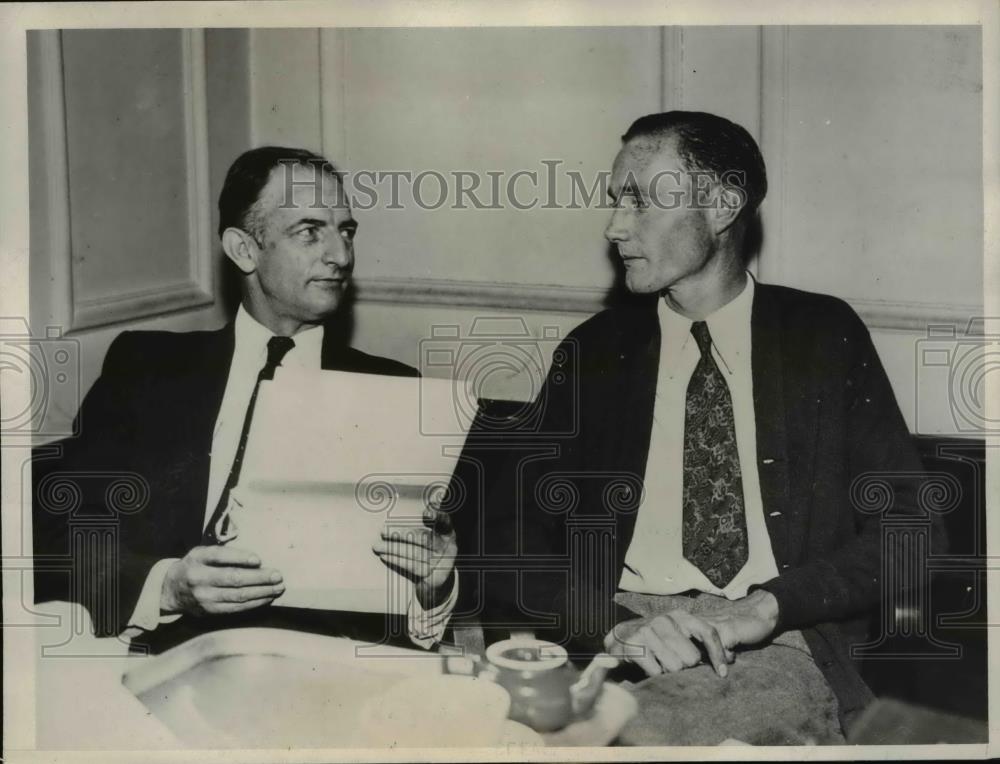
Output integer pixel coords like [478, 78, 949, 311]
[33, 601, 179, 750]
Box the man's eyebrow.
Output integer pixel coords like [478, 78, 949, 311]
[339, 219, 358, 230]
[608, 180, 641, 201]
[285, 217, 328, 233]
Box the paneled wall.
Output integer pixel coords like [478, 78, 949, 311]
[758, 27, 982, 316]
[252, 26, 983, 434]
[31, 26, 984, 437]
[27, 29, 250, 440]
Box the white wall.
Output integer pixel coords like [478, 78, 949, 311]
[33, 26, 982, 437]
[755, 27, 983, 438]
[250, 26, 984, 435]
[28, 29, 251, 440]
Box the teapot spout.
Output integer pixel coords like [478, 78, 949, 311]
[570, 653, 619, 716]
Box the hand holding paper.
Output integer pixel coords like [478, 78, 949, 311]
[161, 545, 286, 616]
[226, 367, 475, 615]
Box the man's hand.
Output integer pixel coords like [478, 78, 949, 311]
[161, 546, 285, 616]
[372, 507, 457, 610]
[699, 589, 780, 648]
[604, 590, 779, 678]
[605, 609, 736, 677]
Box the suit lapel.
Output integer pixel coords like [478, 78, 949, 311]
[751, 285, 793, 566]
[320, 324, 341, 371]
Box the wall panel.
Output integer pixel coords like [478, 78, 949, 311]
[28, 29, 248, 441]
[761, 26, 982, 323]
[326, 27, 661, 294]
[248, 26, 984, 434]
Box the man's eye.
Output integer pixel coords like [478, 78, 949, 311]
[618, 193, 644, 210]
[340, 227, 357, 242]
[296, 227, 320, 243]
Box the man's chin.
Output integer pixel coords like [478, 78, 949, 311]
[307, 283, 349, 311]
[624, 272, 659, 295]
[305, 295, 345, 323]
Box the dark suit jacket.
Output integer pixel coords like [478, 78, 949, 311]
[33, 320, 418, 646]
[457, 282, 941, 728]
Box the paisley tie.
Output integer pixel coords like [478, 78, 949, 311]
[682, 321, 748, 588]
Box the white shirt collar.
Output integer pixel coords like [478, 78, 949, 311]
[233, 303, 324, 370]
[657, 273, 755, 373]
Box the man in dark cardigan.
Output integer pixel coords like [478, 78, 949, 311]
[460, 111, 941, 742]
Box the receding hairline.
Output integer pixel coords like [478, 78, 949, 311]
[611, 132, 692, 193]
[620, 130, 694, 172]
[244, 161, 347, 239]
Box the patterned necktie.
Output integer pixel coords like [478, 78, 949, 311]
[203, 335, 296, 544]
[682, 321, 748, 588]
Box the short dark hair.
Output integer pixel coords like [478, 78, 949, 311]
[622, 111, 767, 220]
[217, 146, 340, 239]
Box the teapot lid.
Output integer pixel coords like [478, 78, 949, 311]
[485, 638, 568, 671]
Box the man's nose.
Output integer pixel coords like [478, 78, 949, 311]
[604, 209, 629, 243]
[322, 236, 353, 269]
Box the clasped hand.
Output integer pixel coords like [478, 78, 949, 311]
[604, 590, 780, 678]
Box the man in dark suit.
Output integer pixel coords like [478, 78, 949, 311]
[35, 147, 457, 651]
[464, 111, 939, 740]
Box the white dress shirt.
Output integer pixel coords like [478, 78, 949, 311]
[619, 275, 780, 599]
[125, 305, 456, 646]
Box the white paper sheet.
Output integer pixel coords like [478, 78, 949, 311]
[226, 367, 474, 614]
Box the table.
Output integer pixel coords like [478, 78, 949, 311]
[31, 602, 634, 750]
[33, 601, 179, 749]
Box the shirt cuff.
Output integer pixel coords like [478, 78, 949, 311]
[121, 557, 183, 639]
[406, 576, 459, 649]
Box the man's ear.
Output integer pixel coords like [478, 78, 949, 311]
[221, 227, 260, 275]
[709, 185, 745, 236]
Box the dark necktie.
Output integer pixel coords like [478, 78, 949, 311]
[203, 335, 296, 544]
[682, 321, 748, 588]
